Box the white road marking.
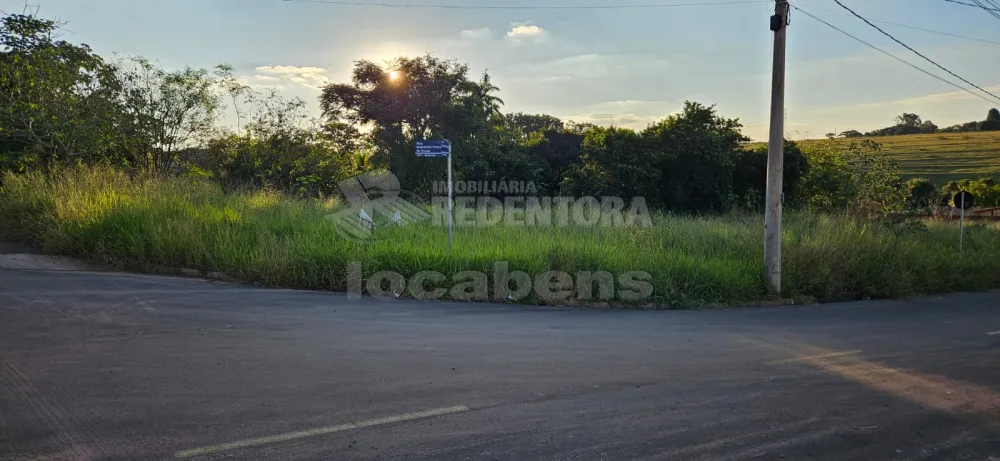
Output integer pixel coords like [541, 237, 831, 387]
[768, 350, 863, 365]
[987, 331, 1000, 336]
[174, 405, 469, 458]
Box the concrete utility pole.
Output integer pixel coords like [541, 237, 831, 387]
[764, 0, 789, 295]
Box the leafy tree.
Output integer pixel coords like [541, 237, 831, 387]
[905, 178, 937, 211]
[194, 81, 357, 196]
[895, 113, 922, 128]
[733, 140, 808, 210]
[0, 13, 123, 170]
[839, 130, 863, 138]
[507, 113, 564, 136]
[799, 140, 905, 216]
[319, 55, 506, 196]
[642, 102, 749, 212]
[982, 108, 1000, 131]
[964, 177, 1000, 208]
[523, 128, 582, 195]
[115, 57, 221, 172]
[941, 121, 980, 133]
[561, 126, 651, 201]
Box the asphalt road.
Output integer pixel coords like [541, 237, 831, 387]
[1, 268, 1000, 460]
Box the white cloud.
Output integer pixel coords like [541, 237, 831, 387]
[236, 74, 286, 89]
[813, 85, 1000, 116]
[459, 27, 493, 41]
[246, 65, 330, 89]
[255, 65, 329, 75]
[553, 100, 681, 129]
[507, 23, 545, 39]
[564, 113, 663, 128]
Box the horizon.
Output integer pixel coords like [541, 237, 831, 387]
[2, 0, 999, 141]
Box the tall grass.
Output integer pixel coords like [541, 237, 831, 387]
[2, 167, 998, 307]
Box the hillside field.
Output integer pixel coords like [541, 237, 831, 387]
[761, 131, 1000, 184]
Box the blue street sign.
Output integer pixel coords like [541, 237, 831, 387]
[416, 140, 451, 157]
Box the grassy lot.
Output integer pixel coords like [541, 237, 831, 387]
[756, 131, 1000, 184]
[2, 167, 999, 308]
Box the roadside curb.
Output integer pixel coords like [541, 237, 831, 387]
[144, 265, 241, 283]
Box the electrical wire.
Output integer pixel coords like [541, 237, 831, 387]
[791, 2, 1000, 45]
[945, 0, 1000, 11]
[969, 0, 1000, 20]
[832, 0, 1000, 104]
[280, 0, 771, 9]
[791, 5, 1000, 106]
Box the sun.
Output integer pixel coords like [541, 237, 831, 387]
[388, 70, 400, 81]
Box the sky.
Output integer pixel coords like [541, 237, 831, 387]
[2, 0, 1000, 140]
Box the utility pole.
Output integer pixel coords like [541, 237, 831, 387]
[764, 0, 789, 295]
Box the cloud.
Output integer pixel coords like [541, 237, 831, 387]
[507, 23, 545, 39]
[813, 85, 1000, 116]
[562, 113, 664, 129]
[553, 100, 681, 129]
[459, 27, 493, 41]
[247, 65, 330, 89]
[255, 65, 329, 75]
[236, 74, 286, 89]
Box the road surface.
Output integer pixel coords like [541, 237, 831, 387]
[1, 268, 1000, 460]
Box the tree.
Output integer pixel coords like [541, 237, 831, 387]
[561, 126, 652, 201]
[906, 178, 937, 211]
[982, 108, 1000, 131]
[115, 57, 221, 172]
[195, 85, 358, 196]
[506, 113, 564, 136]
[799, 140, 906, 216]
[0, 13, 124, 170]
[523, 128, 582, 195]
[641, 101, 749, 212]
[319, 55, 510, 196]
[839, 130, 863, 138]
[825, 132, 836, 140]
[895, 113, 922, 128]
[734, 140, 808, 210]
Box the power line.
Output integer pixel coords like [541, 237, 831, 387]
[832, 0, 1000, 104]
[945, 0, 1000, 11]
[280, 0, 771, 9]
[792, 3, 1000, 45]
[969, 0, 1000, 20]
[791, 6, 1000, 106]
[872, 19, 1000, 45]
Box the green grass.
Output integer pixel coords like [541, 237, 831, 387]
[2, 167, 999, 308]
[793, 132, 1000, 184]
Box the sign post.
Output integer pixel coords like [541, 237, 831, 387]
[954, 191, 975, 252]
[415, 140, 453, 249]
[447, 147, 453, 249]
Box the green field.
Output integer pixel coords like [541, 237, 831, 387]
[2, 167, 999, 308]
[791, 132, 1000, 185]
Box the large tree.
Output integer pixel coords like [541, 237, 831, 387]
[0, 13, 123, 170]
[115, 57, 221, 172]
[318, 55, 515, 196]
[643, 101, 749, 212]
[983, 108, 1000, 131]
